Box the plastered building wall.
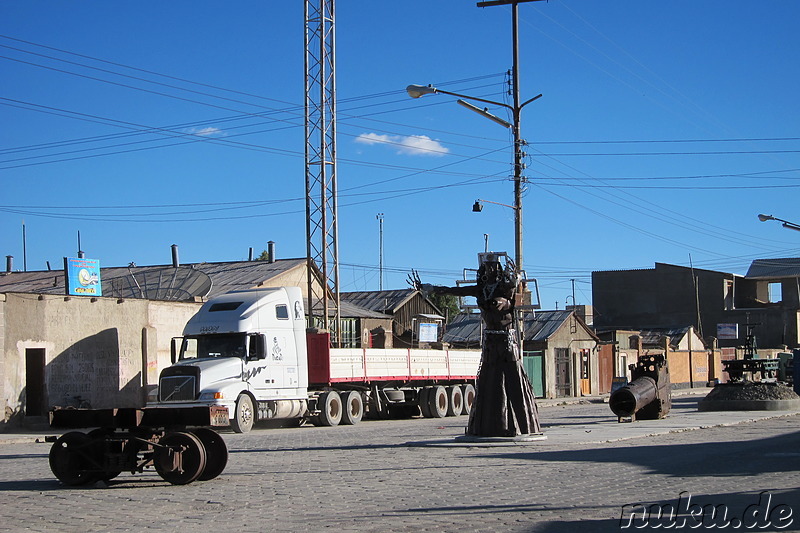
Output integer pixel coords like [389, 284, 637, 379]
[2, 292, 200, 428]
[537, 321, 598, 400]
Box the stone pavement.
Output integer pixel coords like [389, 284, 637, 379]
[1, 391, 798, 532]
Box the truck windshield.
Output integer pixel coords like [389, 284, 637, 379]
[181, 334, 247, 360]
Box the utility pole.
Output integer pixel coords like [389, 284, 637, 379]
[477, 0, 545, 274]
[377, 213, 384, 291]
[21, 220, 27, 272]
[571, 278, 576, 308]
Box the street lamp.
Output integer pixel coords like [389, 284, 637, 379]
[472, 198, 518, 212]
[757, 214, 800, 232]
[406, 83, 541, 273]
[410, 0, 546, 274]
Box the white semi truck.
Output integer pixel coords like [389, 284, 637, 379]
[150, 287, 481, 432]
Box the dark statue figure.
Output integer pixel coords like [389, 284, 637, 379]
[413, 252, 541, 438]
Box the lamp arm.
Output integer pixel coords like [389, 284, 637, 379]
[432, 88, 512, 110]
[520, 93, 543, 109]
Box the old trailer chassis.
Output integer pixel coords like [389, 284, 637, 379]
[47, 406, 229, 486]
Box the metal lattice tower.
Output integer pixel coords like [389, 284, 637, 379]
[304, 0, 340, 343]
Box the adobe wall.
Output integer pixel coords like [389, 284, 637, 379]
[0, 295, 6, 423]
[2, 292, 199, 429]
[539, 320, 598, 399]
[666, 349, 722, 387]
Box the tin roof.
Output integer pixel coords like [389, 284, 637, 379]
[442, 311, 483, 345]
[443, 309, 584, 345]
[340, 289, 418, 314]
[637, 326, 707, 349]
[0, 258, 307, 299]
[520, 310, 574, 341]
[0, 258, 393, 320]
[745, 258, 800, 280]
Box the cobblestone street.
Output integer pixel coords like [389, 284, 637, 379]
[1, 397, 798, 532]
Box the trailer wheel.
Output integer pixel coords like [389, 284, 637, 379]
[416, 387, 431, 418]
[87, 428, 121, 481]
[446, 386, 464, 416]
[49, 431, 98, 486]
[317, 391, 342, 426]
[192, 428, 228, 481]
[155, 432, 207, 485]
[428, 386, 448, 418]
[341, 391, 364, 425]
[462, 384, 476, 415]
[231, 393, 255, 433]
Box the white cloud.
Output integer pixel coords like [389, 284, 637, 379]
[355, 132, 448, 156]
[185, 126, 223, 137]
[355, 132, 391, 145]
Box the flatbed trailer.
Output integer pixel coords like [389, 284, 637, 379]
[47, 405, 229, 486]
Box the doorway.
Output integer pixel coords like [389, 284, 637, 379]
[555, 348, 572, 397]
[25, 348, 46, 416]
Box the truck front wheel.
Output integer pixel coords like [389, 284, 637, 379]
[231, 393, 255, 433]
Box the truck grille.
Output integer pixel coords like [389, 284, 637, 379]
[159, 374, 197, 402]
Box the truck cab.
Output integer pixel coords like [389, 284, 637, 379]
[152, 287, 309, 432]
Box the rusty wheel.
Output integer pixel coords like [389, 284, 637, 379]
[49, 431, 99, 486]
[154, 432, 207, 485]
[191, 428, 228, 481]
[87, 428, 121, 481]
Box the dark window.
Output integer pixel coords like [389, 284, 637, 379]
[209, 301, 243, 312]
[276, 304, 289, 320]
[182, 334, 247, 359]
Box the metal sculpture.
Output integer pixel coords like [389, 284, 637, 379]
[413, 252, 541, 437]
[609, 354, 671, 422]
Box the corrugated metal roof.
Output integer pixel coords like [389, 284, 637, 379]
[0, 258, 391, 320]
[0, 269, 65, 295]
[443, 310, 577, 345]
[638, 327, 698, 349]
[442, 311, 483, 345]
[340, 289, 418, 314]
[520, 310, 573, 341]
[745, 258, 800, 279]
[338, 300, 391, 319]
[0, 259, 307, 299]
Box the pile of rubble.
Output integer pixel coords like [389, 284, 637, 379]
[698, 382, 800, 411]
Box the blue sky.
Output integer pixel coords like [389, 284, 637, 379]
[2, 1, 799, 310]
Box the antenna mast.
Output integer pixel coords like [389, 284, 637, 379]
[304, 0, 341, 344]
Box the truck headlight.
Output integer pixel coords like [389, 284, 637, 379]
[199, 392, 224, 401]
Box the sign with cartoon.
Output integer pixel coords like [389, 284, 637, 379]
[64, 257, 102, 296]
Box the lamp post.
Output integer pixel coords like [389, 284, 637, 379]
[758, 214, 800, 232]
[406, 0, 545, 273]
[407, 83, 541, 273]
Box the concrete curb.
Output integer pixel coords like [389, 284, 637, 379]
[698, 399, 800, 411]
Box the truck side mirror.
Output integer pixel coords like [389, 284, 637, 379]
[170, 337, 180, 364]
[248, 334, 267, 361]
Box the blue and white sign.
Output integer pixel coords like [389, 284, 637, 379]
[64, 257, 102, 296]
[418, 322, 439, 343]
[717, 323, 739, 340]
